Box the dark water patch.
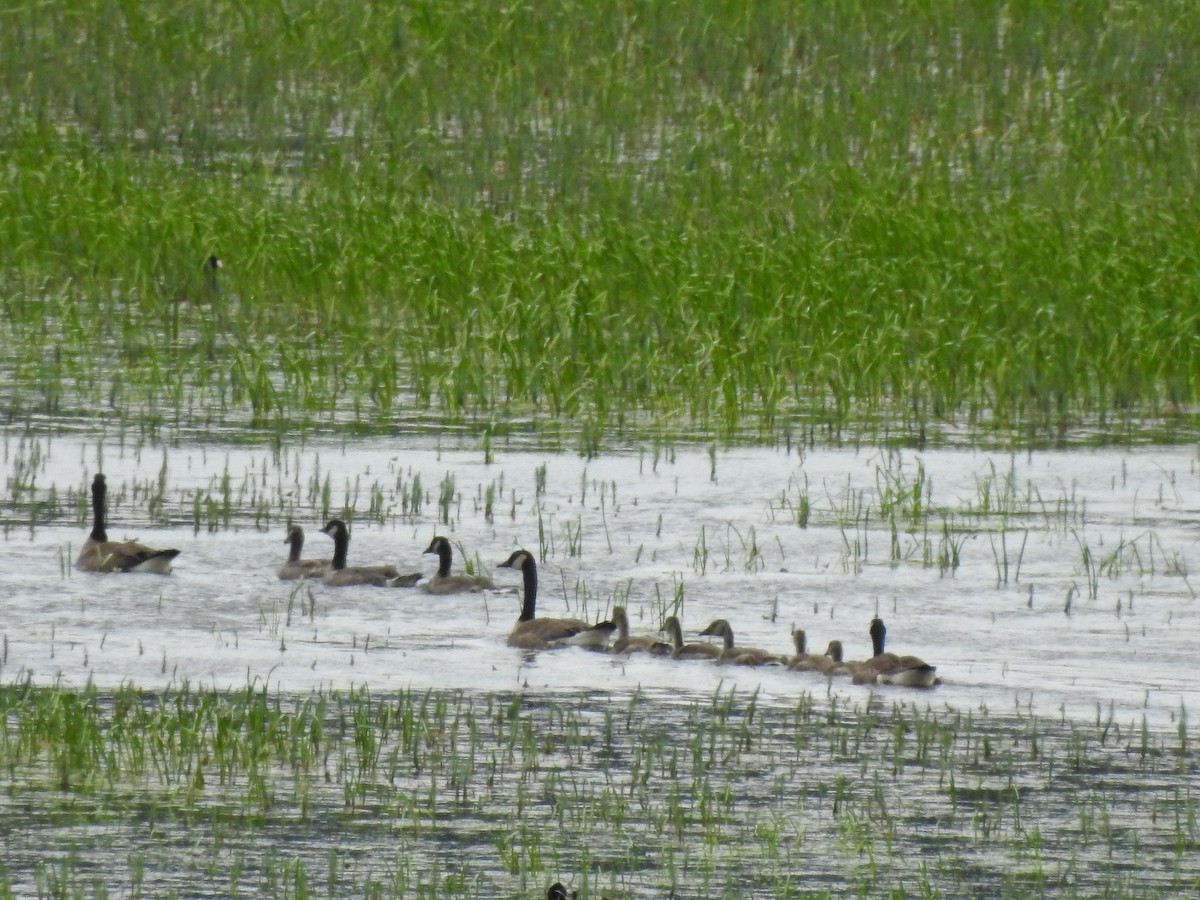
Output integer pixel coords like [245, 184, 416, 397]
[4, 682, 1193, 896]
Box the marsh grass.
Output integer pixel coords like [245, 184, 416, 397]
[0, 680, 1196, 898]
[3, 3, 1200, 446]
[4, 5, 1200, 894]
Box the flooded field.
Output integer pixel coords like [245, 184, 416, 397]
[1, 429, 1198, 896]
[7, 4, 1200, 893]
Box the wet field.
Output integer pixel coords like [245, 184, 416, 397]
[1, 431, 1198, 896]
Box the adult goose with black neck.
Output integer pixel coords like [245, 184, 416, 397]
[76, 474, 180, 574]
[859, 616, 940, 687]
[320, 519, 420, 587]
[497, 549, 615, 649]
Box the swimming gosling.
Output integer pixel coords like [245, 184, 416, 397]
[278, 524, 329, 580]
[421, 536, 495, 594]
[787, 628, 834, 672]
[661, 616, 722, 660]
[698, 619, 786, 666]
[610, 606, 671, 655]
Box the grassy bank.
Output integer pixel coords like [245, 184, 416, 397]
[0, 680, 1196, 898]
[3, 2, 1200, 445]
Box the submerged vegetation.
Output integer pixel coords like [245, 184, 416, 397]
[3, 2, 1200, 445]
[0, 680, 1196, 898]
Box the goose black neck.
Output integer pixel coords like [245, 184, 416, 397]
[434, 540, 452, 578]
[870, 617, 887, 657]
[518, 556, 538, 622]
[287, 530, 303, 562]
[330, 525, 348, 570]
[89, 475, 108, 543]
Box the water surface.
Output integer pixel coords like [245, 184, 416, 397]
[3, 433, 1196, 730]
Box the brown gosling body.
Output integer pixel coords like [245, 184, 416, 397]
[498, 550, 615, 650]
[278, 525, 329, 580]
[76, 474, 180, 574]
[698, 619, 786, 666]
[421, 536, 495, 594]
[320, 519, 418, 587]
[661, 616, 722, 660]
[818, 639, 873, 679]
[611, 606, 671, 655]
[787, 628, 832, 671]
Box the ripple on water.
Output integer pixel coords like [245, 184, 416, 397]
[1, 433, 1198, 895]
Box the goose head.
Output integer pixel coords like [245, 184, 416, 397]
[824, 639, 844, 663]
[699, 618, 735, 649]
[424, 535, 453, 576]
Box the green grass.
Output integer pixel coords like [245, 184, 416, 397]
[0, 680, 1196, 898]
[3, 2, 1200, 446]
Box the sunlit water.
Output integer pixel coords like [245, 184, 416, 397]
[2, 430, 1198, 896]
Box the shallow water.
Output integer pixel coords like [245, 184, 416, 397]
[2, 432, 1197, 729]
[2, 431, 1199, 896]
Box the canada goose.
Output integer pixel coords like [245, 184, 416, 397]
[698, 619, 786, 666]
[610, 606, 671, 655]
[278, 524, 329, 580]
[319, 519, 420, 587]
[862, 616, 940, 688]
[421, 536, 494, 594]
[787, 628, 831, 672]
[75, 474, 180, 574]
[205, 255, 222, 292]
[497, 549, 615, 650]
[660, 616, 722, 660]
